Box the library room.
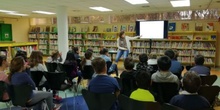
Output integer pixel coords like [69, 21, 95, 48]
[0, 0, 220, 110]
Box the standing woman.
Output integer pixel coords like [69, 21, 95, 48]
[115, 31, 141, 64]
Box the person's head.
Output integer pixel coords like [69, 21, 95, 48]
[124, 57, 134, 70]
[119, 31, 125, 38]
[194, 54, 205, 65]
[136, 70, 151, 90]
[164, 49, 175, 59]
[148, 54, 157, 59]
[15, 50, 27, 62]
[157, 56, 171, 71]
[139, 53, 148, 63]
[65, 51, 76, 62]
[51, 50, 60, 60]
[29, 51, 43, 67]
[72, 47, 79, 54]
[8, 56, 25, 81]
[87, 48, 93, 53]
[92, 57, 106, 74]
[85, 51, 93, 60]
[102, 48, 109, 55]
[183, 71, 201, 93]
[0, 55, 9, 69]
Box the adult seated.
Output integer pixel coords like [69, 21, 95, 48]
[170, 71, 210, 110]
[190, 55, 210, 76]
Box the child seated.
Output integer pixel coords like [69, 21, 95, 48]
[136, 53, 154, 75]
[170, 71, 210, 110]
[190, 55, 210, 76]
[130, 70, 155, 102]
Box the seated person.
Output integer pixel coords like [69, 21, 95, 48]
[47, 50, 62, 63]
[15, 50, 31, 74]
[81, 51, 94, 79]
[170, 71, 210, 110]
[130, 70, 155, 102]
[136, 53, 154, 75]
[100, 48, 118, 76]
[88, 57, 120, 110]
[0, 55, 9, 100]
[120, 57, 137, 96]
[8, 56, 61, 110]
[164, 49, 182, 79]
[151, 56, 179, 85]
[190, 55, 210, 76]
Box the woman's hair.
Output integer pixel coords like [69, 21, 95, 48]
[51, 50, 60, 61]
[64, 51, 76, 64]
[8, 56, 25, 81]
[81, 51, 93, 69]
[0, 55, 6, 67]
[119, 31, 125, 38]
[15, 50, 27, 62]
[29, 51, 43, 68]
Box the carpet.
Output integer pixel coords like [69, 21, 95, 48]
[60, 95, 88, 110]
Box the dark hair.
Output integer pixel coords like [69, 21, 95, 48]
[72, 47, 79, 53]
[64, 51, 76, 64]
[87, 48, 93, 53]
[119, 31, 125, 38]
[92, 57, 106, 74]
[81, 51, 93, 69]
[183, 71, 201, 93]
[139, 53, 148, 63]
[194, 54, 204, 65]
[173, 50, 179, 60]
[102, 48, 108, 55]
[8, 56, 25, 81]
[164, 49, 175, 59]
[0, 55, 6, 66]
[51, 50, 60, 61]
[15, 50, 27, 62]
[136, 70, 151, 90]
[157, 56, 171, 71]
[29, 51, 43, 68]
[124, 57, 134, 70]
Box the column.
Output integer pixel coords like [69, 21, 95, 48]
[57, 6, 68, 62]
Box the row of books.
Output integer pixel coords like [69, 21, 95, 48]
[39, 40, 48, 44]
[84, 41, 101, 46]
[169, 22, 214, 31]
[87, 34, 102, 39]
[68, 34, 83, 39]
[49, 34, 58, 39]
[49, 40, 58, 44]
[39, 45, 47, 49]
[49, 45, 58, 50]
[192, 50, 215, 57]
[29, 39, 38, 42]
[104, 41, 117, 46]
[193, 42, 215, 49]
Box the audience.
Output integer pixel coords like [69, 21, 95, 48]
[130, 70, 155, 102]
[100, 48, 118, 76]
[147, 54, 157, 65]
[72, 47, 80, 60]
[190, 55, 210, 76]
[8, 56, 61, 110]
[81, 51, 95, 79]
[120, 57, 137, 96]
[0, 55, 9, 100]
[88, 57, 120, 110]
[151, 56, 179, 85]
[136, 53, 154, 74]
[170, 71, 210, 110]
[15, 50, 30, 74]
[47, 50, 63, 63]
[164, 49, 182, 79]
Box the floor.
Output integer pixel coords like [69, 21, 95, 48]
[1, 62, 220, 109]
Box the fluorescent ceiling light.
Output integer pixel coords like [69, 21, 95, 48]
[7, 12, 28, 16]
[32, 11, 55, 15]
[0, 9, 15, 13]
[124, 0, 149, 5]
[170, 0, 190, 7]
[89, 7, 112, 12]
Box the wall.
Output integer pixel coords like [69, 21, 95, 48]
[3, 18, 29, 42]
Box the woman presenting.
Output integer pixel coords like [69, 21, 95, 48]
[115, 31, 141, 63]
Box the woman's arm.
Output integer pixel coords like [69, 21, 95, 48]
[117, 38, 127, 50]
[127, 36, 140, 40]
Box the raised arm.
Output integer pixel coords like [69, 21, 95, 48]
[127, 35, 140, 40]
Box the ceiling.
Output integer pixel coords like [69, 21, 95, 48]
[0, 0, 219, 18]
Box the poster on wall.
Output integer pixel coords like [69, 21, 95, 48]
[168, 23, 176, 31]
[205, 23, 214, 31]
[195, 23, 203, 31]
[181, 23, 189, 31]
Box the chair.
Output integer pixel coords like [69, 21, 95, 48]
[44, 72, 72, 98]
[30, 71, 45, 90]
[82, 89, 117, 110]
[118, 94, 161, 110]
[60, 64, 77, 79]
[198, 86, 220, 107]
[7, 84, 47, 109]
[151, 82, 179, 103]
[200, 75, 217, 86]
[120, 74, 137, 96]
[44, 62, 57, 72]
[0, 81, 11, 109]
[81, 65, 94, 80]
[162, 103, 184, 110]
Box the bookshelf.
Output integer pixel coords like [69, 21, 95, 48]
[68, 32, 86, 56]
[131, 31, 217, 67]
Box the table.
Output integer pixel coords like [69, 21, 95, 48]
[108, 51, 117, 62]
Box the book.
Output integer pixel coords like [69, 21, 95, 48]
[181, 23, 189, 31]
[195, 23, 203, 31]
[92, 26, 98, 32]
[128, 25, 134, 32]
[168, 23, 176, 31]
[205, 23, 214, 31]
[106, 28, 111, 32]
[120, 25, 127, 31]
[81, 26, 89, 32]
[112, 25, 118, 32]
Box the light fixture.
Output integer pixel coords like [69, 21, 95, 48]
[32, 11, 55, 15]
[0, 9, 15, 13]
[89, 7, 112, 12]
[170, 0, 190, 7]
[124, 0, 149, 5]
[7, 12, 28, 16]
